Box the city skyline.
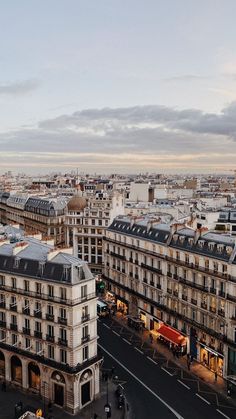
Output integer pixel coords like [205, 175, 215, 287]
[1, 0, 236, 173]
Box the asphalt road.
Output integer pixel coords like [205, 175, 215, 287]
[98, 318, 234, 419]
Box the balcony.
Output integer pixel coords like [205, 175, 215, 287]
[81, 314, 90, 323]
[227, 294, 236, 303]
[46, 313, 54, 321]
[10, 323, 18, 331]
[0, 302, 5, 309]
[22, 307, 30, 315]
[167, 288, 172, 294]
[182, 295, 188, 301]
[34, 330, 42, 339]
[58, 338, 68, 347]
[167, 272, 172, 278]
[110, 251, 126, 260]
[156, 283, 161, 290]
[201, 302, 207, 310]
[134, 274, 139, 280]
[210, 306, 216, 313]
[218, 291, 225, 298]
[58, 317, 68, 325]
[23, 327, 31, 335]
[191, 298, 197, 306]
[81, 334, 90, 344]
[0, 321, 6, 328]
[46, 334, 55, 343]
[141, 263, 162, 274]
[34, 310, 42, 319]
[173, 290, 179, 297]
[218, 309, 225, 317]
[150, 281, 155, 287]
[10, 304, 17, 312]
[129, 258, 133, 263]
[210, 288, 216, 295]
[143, 278, 147, 284]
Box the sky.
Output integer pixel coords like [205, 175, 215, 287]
[1, 0, 236, 174]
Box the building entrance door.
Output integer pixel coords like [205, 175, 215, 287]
[81, 381, 91, 405]
[54, 383, 64, 406]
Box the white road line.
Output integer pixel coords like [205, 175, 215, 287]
[177, 380, 190, 390]
[103, 324, 110, 329]
[161, 367, 174, 377]
[98, 344, 184, 419]
[134, 347, 144, 354]
[216, 409, 231, 419]
[147, 356, 157, 365]
[97, 318, 101, 322]
[196, 393, 210, 405]
[123, 338, 131, 345]
[112, 330, 120, 336]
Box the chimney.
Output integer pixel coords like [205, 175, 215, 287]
[13, 241, 29, 255]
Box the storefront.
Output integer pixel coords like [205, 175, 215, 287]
[116, 296, 129, 315]
[199, 344, 224, 376]
[140, 311, 147, 328]
[157, 324, 187, 354]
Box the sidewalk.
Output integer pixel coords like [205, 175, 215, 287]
[113, 313, 231, 400]
[0, 374, 127, 419]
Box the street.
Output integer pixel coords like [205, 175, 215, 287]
[98, 318, 235, 419]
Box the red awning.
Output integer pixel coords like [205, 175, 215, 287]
[158, 324, 186, 346]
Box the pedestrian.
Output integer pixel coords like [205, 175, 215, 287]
[111, 366, 115, 377]
[94, 413, 98, 419]
[1, 381, 6, 392]
[214, 371, 217, 382]
[149, 333, 153, 343]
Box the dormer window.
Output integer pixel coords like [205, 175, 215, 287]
[14, 258, 20, 269]
[198, 240, 205, 248]
[226, 246, 232, 255]
[173, 234, 178, 242]
[217, 244, 224, 253]
[188, 238, 194, 246]
[179, 236, 185, 244]
[208, 242, 215, 252]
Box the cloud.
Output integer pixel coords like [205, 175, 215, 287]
[1, 102, 236, 173]
[0, 79, 41, 95]
[164, 74, 209, 82]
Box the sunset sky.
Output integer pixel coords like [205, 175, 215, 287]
[1, 0, 236, 173]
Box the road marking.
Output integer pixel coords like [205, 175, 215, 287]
[134, 347, 144, 354]
[177, 380, 190, 390]
[103, 324, 110, 329]
[147, 356, 157, 365]
[161, 367, 174, 377]
[123, 338, 131, 345]
[196, 393, 210, 405]
[98, 344, 184, 419]
[112, 330, 120, 336]
[216, 409, 231, 419]
[97, 318, 101, 322]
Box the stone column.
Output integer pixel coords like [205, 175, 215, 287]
[21, 358, 28, 389]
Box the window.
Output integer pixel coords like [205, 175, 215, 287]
[36, 283, 42, 295]
[60, 328, 67, 341]
[35, 301, 41, 312]
[36, 341, 42, 354]
[82, 325, 89, 338]
[11, 315, 17, 325]
[60, 287, 67, 301]
[0, 276, 5, 286]
[81, 285, 87, 299]
[35, 321, 41, 332]
[48, 285, 54, 297]
[11, 277, 16, 289]
[25, 337, 31, 349]
[60, 308, 66, 319]
[0, 330, 5, 341]
[25, 318, 30, 329]
[83, 345, 89, 361]
[12, 334, 17, 345]
[60, 349, 67, 363]
[47, 325, 54, 337]
[47, 305, 54, 315]
[48, 345, 54, 359]
[24, 280, 29, 292]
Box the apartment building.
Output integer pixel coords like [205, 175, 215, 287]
[103, 216, 236, 379]
[0, 238, 101, 414]
[66, 191, 124, 273]
[0, 193, 67, 245]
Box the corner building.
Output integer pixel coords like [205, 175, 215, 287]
[103, 216, 236, 379]
[0, 239, 101, 414]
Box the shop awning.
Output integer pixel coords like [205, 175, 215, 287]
[158, 324, 186, 346]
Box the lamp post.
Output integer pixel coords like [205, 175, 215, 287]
[42, 380, 47, 417]
[104, 378, 111, 418]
